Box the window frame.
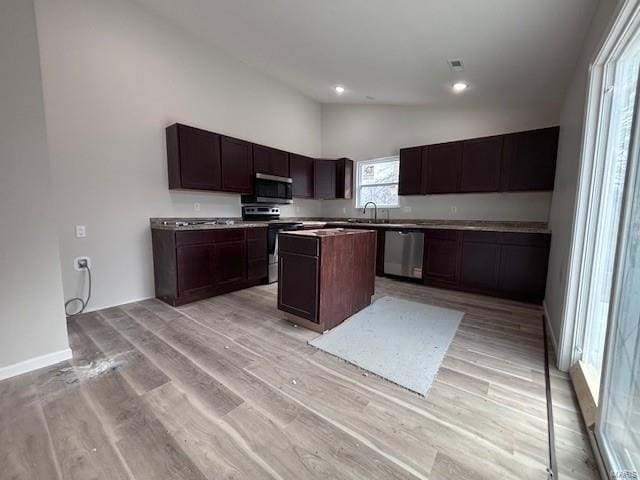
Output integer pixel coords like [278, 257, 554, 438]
[355, 156, 400, 209]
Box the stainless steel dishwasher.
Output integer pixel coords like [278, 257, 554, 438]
[384, 230, 424, 279]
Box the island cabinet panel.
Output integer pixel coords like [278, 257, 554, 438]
[278, 230, 376, 332]
[220, 136, 253, 193]
[278, 252, 319, 321]
[253, 144, 289, 178]
[424, 142, 463, 194]
[423, 230, 462, 287]
[501, 126, 559, 191]
[290, 153, 315, 198]
[398, 146, 424, 195]
[152, 227, 266, 306]
[167, 124, 221, 191]
[314, 159, 337, 199]
[460, 136, 503, 192]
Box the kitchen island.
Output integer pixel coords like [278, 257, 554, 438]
[277, 228, 376, 332]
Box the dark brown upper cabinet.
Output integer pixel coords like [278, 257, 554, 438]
[252, 144, 290, 178]
[335, 158, 354, 199]
[398, 146, 424, 195]
[424, 142, 463, 194]
[290, 153, 315, 198]
[460, 135, 503, 193]
[220, 136, 253, 193]
[314, 159, 336, 199]
[501, 126, 559, 191]
[398, 126, 559, 196]
[167, 124, 221, 191]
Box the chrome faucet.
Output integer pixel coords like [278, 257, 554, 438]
[362, 201, 377, 223]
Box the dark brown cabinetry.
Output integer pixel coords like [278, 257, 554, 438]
[459, 231, 550, 302]
[152, 226, 268, 306]
[314, 159, 336, 199]
[460, 136, 503, 192]
[335, 158, 354, 199]
[247, 227, 268, 280]
[289, 153, 315, 198]
[252, 144, 289, 178]
[423, 230, 462, 287]
[425, 228, 551, 303]
[220, 136, 253, 193]
[501, 127, 559, 191]
[398, 147, 424, 195]
[278, 230, 376, 332]
[167, 124, 222, 191]
[425, 142, 463, 194]
[398, 126, 559, 196]
[460, 232, 502, 292]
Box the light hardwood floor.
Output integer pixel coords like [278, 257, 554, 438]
[0, 277, 599, 479]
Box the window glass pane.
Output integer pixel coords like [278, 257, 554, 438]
[582, 41, 640, 381]
[359, 185, 398, 207]
[360, 160, 399, 185]
[600, 131, 640, 476]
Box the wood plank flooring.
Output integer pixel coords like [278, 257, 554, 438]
[0, 277, 599, 479]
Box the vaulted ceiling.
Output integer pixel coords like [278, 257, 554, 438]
[135, 0, 599, 110]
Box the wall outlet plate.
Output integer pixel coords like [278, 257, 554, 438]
[194, 202, 201, 211]
[75, 225, 86, 238]
[74, 256, 91, 271]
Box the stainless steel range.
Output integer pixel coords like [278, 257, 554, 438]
[241, 206, 303, 283]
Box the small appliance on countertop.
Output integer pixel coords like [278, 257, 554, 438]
[242, 206, 303, 283]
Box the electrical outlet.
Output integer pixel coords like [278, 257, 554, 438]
[74, 256, 91, 271]
[194, 202, 201, 212]
[342, 207, 347, 214]
[450, 206, 458, 214]
[75, 225, 86, 238]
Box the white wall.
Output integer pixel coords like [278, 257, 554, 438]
[545, 0, 620, 353]
[34, 0, 323, 311]
[0, 0, 70, 375]
[320, 104, 558, 221]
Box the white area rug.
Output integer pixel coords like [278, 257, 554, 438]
[309, 296, 464, 395]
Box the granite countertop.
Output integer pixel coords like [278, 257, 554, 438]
[323, 220, 550, 234]
[150, 217, 550, 234]
[150, 218, 268, 231]
[282, 228, 375, 237]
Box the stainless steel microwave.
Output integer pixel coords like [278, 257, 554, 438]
[241, 173, 293, 204]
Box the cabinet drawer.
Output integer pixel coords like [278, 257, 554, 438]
[176, 228, 246, 246]
[462, 231, 500, 244]
[278, 235, 319, 256]
[424, 229, 461, 241]
[499, 232, 550, 247]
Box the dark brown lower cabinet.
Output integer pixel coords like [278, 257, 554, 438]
[423, 230, 462, 287]
[419, 227, 550, 303]
[152, 226, 268, 306]
[460, 240, 501, 291]
[247, 227, 268, 281]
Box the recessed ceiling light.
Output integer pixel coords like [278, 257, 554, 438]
[334, 85, 345, 95]
[452, 82, 468, 93]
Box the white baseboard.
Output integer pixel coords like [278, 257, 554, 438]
[0, 348, 72, 382]
[543, 300, 563, 370]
